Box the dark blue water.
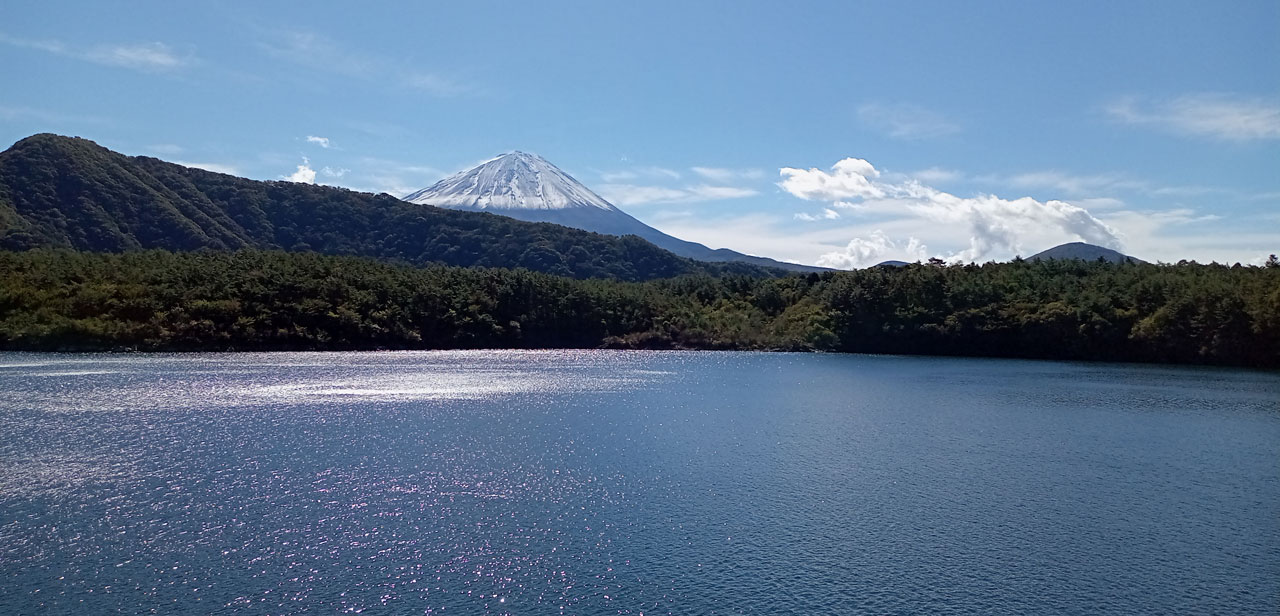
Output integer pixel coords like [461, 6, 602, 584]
[1, 351, 1277, 615]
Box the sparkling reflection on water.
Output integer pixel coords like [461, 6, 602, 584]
[1, 350, 1277, 615]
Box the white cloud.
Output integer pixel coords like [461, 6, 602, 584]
[283, 158, 316, 183]
[598, 184, 758, 206]
[858, 102, 960, 140]
[1106, 94, 1280, 141]
[1, 33, 189, 72]
[305, 135, 331, 148]
[321, 166, 349, 178]
[780, 156, 1124, 266]
[779, 158, 885, 201]
[174, 160, 238, 175]
[817, 231, 929, 268]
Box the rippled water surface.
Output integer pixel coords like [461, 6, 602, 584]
[1, 351, 1277, 614]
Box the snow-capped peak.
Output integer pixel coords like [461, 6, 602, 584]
[403, 151, 618, 211]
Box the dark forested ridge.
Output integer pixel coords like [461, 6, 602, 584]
[2, 250, 1276, 367]
[1029, 242, 1142, 264]
[0, 134, 778, 281]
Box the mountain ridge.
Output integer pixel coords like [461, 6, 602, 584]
[404, 151, 618, 212]
[405, 152, 828, 273]
[0, 134, 787, 281]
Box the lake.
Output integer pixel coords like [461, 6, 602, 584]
[1, 351, 1277, 614]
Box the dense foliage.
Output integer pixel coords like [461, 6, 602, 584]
[2, 250, 1276, 367]
[0, 134, 775, 281]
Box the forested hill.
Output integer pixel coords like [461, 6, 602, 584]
[0, 134, 778, 281]
[1, 250, 1276, 367]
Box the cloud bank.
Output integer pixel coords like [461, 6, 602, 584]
[817, 231, 929, 269]
[781, 157, 1123, 267]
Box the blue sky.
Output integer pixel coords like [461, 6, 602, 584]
[2, 1, 1277, 266]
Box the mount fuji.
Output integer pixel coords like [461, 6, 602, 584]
[403, 152, 825, 272]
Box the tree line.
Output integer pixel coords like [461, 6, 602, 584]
[1, 250, 1275, 367]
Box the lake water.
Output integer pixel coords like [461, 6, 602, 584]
[0, 351, 1277, 615]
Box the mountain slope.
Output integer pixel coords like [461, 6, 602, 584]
[0, 134, 784, 281]
[1028, 242, 1143, 264]
[405, 152, 827, 273]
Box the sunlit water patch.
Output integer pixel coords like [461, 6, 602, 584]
[1, 351, 1277, 614]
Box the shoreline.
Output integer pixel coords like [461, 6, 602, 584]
[3, 345, 1275, 372]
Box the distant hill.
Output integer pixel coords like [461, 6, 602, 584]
[404, 151, 828, 273]
[1028, 242, 1142, 264]
[872, 260, 910, 268]
[0, 134, 786, 281]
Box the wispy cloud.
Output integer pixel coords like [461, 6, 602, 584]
[597, 184, 759, 206]
[910, 167, 963, 184]
[975, 168, 1231, 202]
[402, 72, 470, 97]
[1105, 93, 1280, 141]
[261, 30, 470, 97]
[599, 170, 638, 182]
[345, 157, 447, 197]
[593, 164, 768, 206]
[857, 102, 960, 140]
[305, 135, 332, 149]
[795, 208, 841, 222]
[0, 104, 106, 125]
[1001, 171, 1148, 196]
[86, 43, 186, 71]
[691, 166, 765, 182]
[597, 166, 682, 183]
[0, 33, 190, 72]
